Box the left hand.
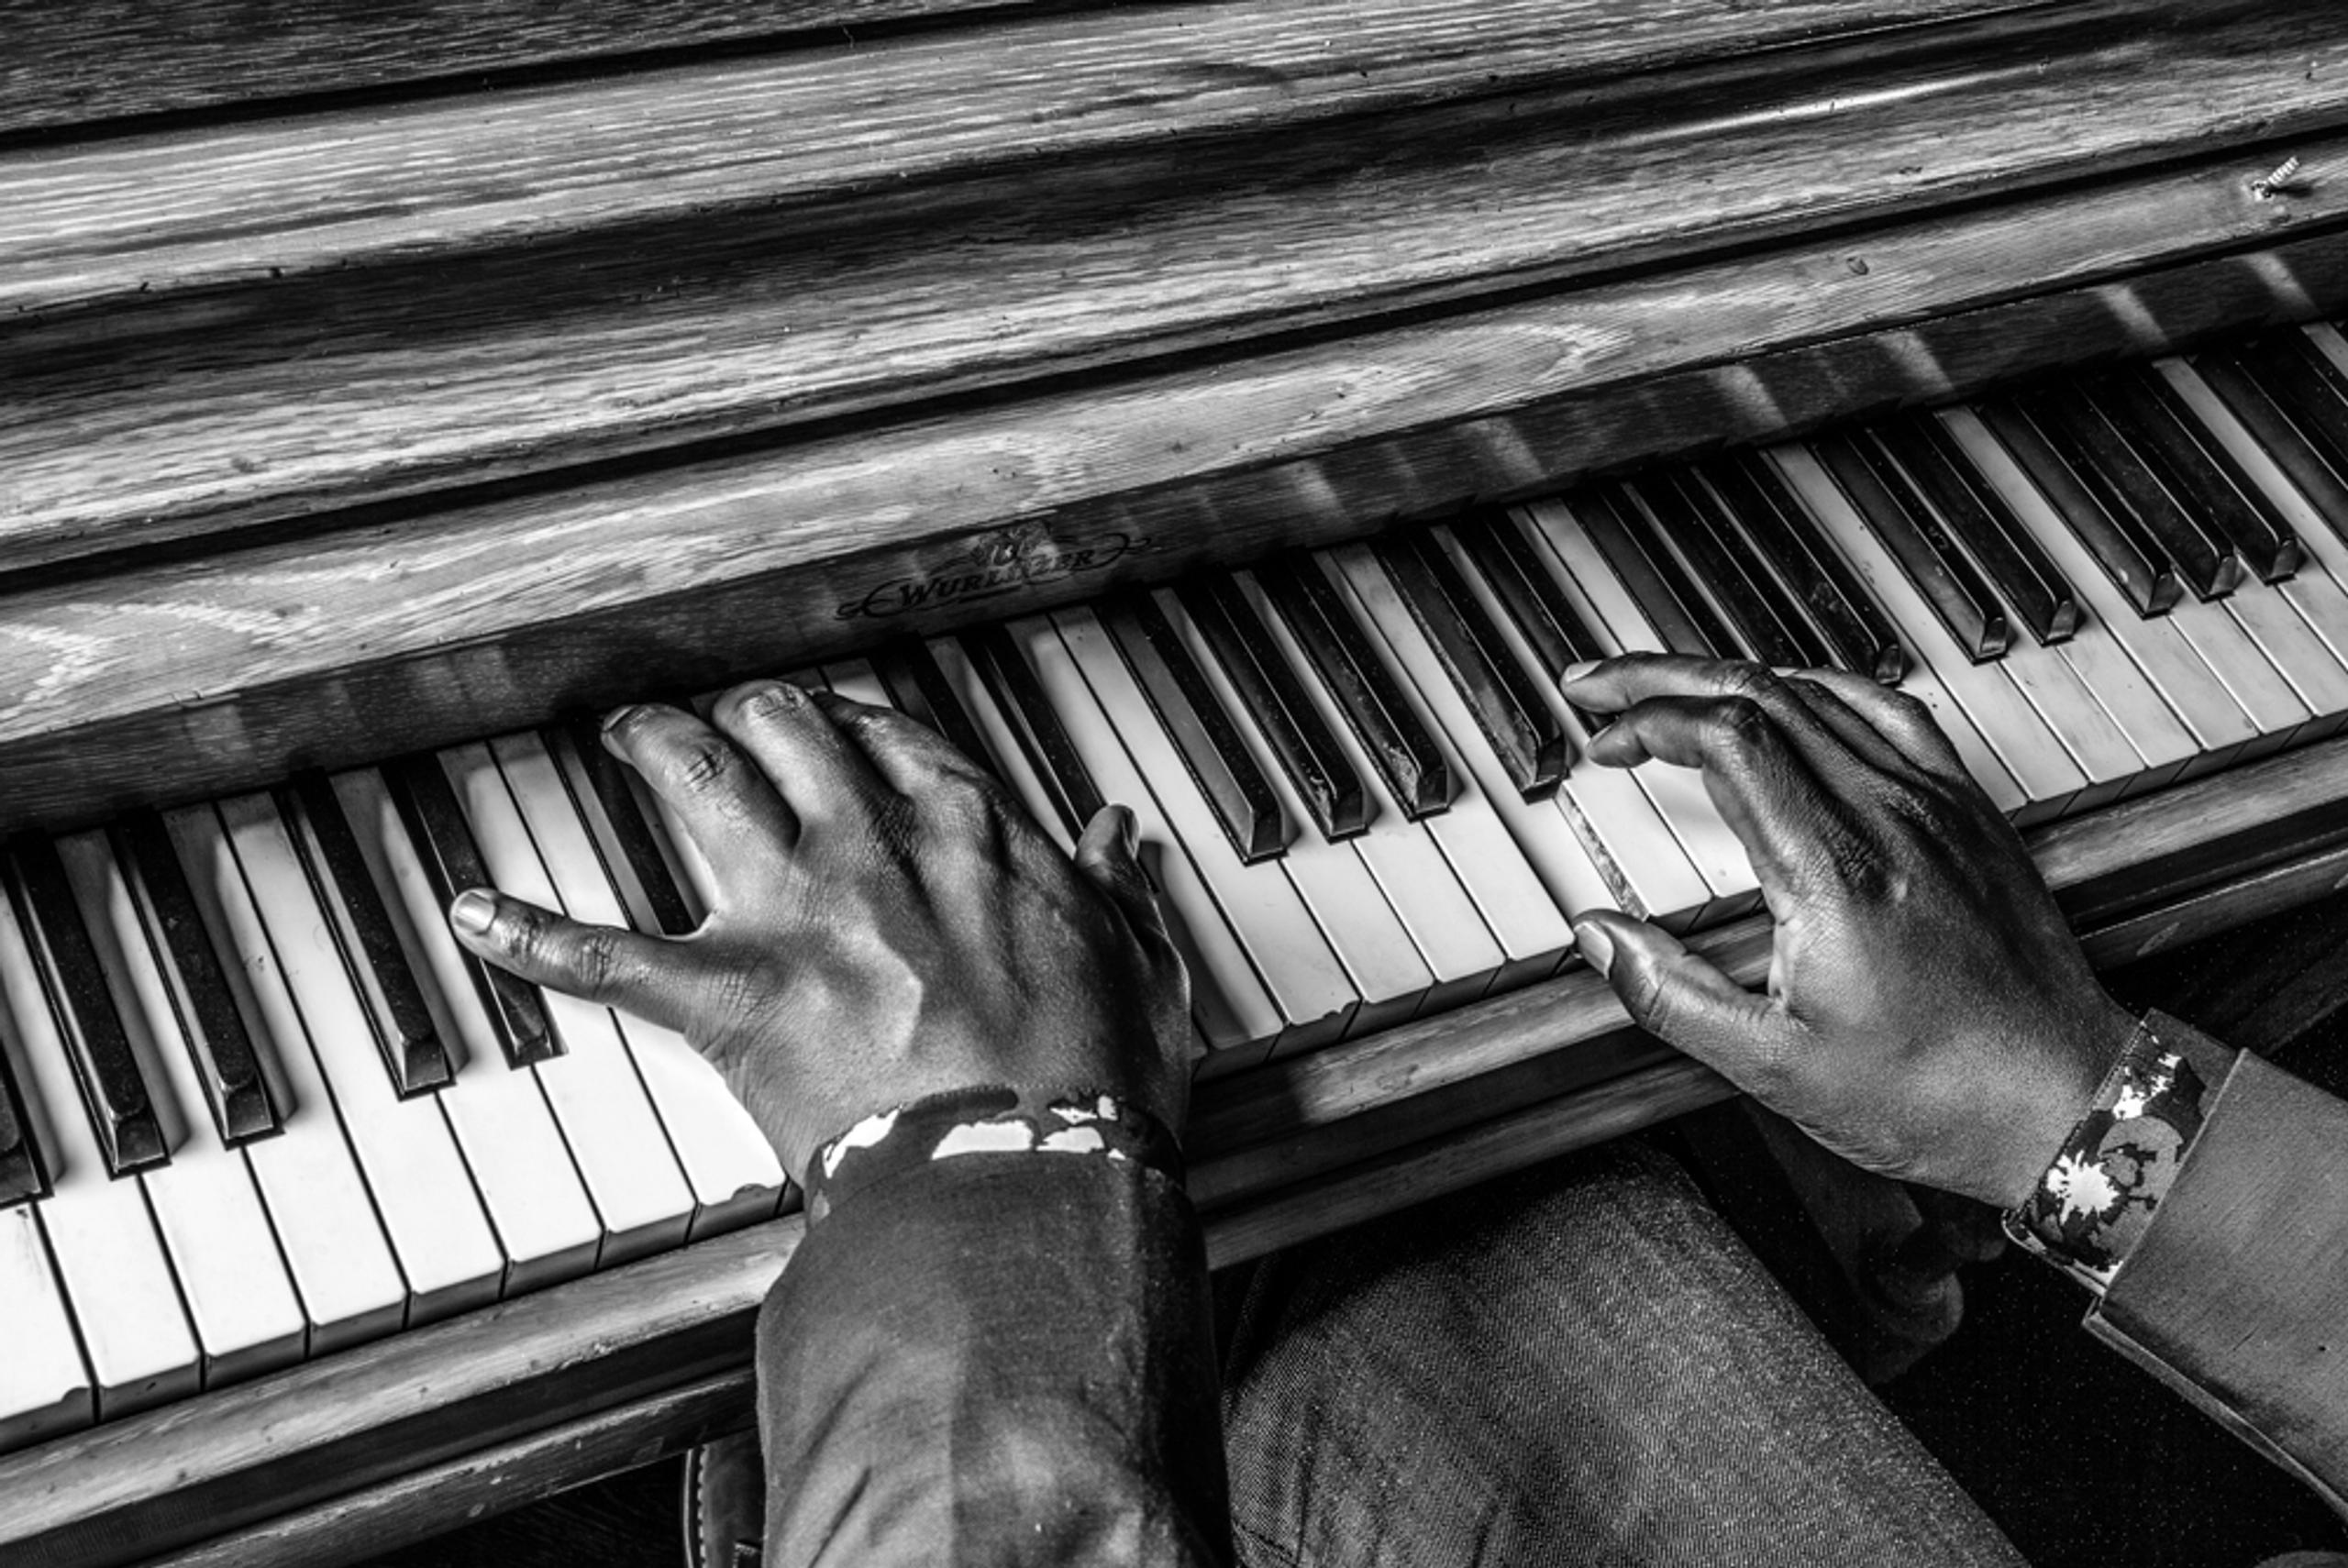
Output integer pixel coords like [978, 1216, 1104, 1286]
[443, 679, 1194, 1185]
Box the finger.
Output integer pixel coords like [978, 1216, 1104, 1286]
[1073, 803, 1170, 947]
[805, 689, 996, 799]
[1782, 675, 1916, 779]
[449, 887, 700, 1031]
[1574, 911, 1799, 1088]
[1564, 653, 1861, 781]
[1792, 669, 1969, 783]
[1580, 693, 1837, 892]
[710, 679, 887, 828]
[603, 701, 799, 854]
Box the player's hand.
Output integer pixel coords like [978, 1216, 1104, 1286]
[1560, 655, 2136, 1208]
[443, 680, 1191, 1184]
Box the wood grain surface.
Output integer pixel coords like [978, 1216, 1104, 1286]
[6, 4, 2334, 575]
[5, 736, 2343, 1568]
[0, 0, 1073, 136]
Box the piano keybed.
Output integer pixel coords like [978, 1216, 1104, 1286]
[10, 321, 2348, 1463]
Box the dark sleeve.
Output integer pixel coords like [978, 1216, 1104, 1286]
[2083, 1035, 2348, 1515]
[754, 1153, 1233, 1566]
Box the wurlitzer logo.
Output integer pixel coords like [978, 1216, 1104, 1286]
[834, 527, 1155, 620]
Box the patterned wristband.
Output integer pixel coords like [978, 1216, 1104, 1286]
[2004, 1016, 2209, 1291]
[803, 1084, 1184, 1228]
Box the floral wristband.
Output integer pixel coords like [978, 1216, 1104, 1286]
[2004, 1016, 2210, 1292]
[802, 1084, 1184, 1228]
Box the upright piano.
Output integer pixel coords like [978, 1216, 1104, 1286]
[6, 1, 2348, 1561]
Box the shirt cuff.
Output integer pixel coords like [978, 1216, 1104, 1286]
[803, 1083, 1185, 1227]
[2005, 1011, 2229, 1292]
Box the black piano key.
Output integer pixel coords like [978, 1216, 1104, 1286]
[2192, 347, 2348, 544]
[1576, 485, 1735, 659]
[1815, 432, 2010, 661]
[1977, 397, 2182, 618]
[1177, 576, 1368, 842]
[2242, 331, 2348, 478]
[966, 625, 1108, 841]
[1372, 530, 1568, 801]
[2019, 385, 2239, 602]
[873, 642, 1000, 783]
[4, 836, 169, 1178]
[2098, 368, 2300, 584]
[1623, 471, 1817, 668]
[1448, 511, 1607, 679]
[0, 1030, 49, 1207]
[1254, 555, 1450, 819]
[282, 771, 456, 1099]
[382, 756, 560, 1070]
[111, 812, 282, 1146]
[554, 712, 698, 940]
[1872, 416, 2082, 644]
[1100, 591, 1287, 863]
[1696, 453, 1911, 684]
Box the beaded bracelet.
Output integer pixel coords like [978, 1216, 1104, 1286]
[2004, 1017, 2209, 1292]
[803, 1084, 1185, 1227]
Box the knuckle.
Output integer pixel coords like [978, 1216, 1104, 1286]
[569, 926, 626, 996]
[1711, 695, 1778, 758]
[1716, 662, 1779, 704]
[673, 738, 742, 797]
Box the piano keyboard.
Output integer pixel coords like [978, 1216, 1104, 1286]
[9, 326, 2348, 1456]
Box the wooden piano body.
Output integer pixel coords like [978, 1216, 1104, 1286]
[7, 0, 2348, 1560]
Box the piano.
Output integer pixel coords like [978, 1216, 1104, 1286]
[7, 0, 2348, 1560]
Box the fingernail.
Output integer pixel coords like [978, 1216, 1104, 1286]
[450, 889, 497, 937]
[1561, 660, 1600, 684]
[1116, 804, 1141, 858]
[601, 703, 645, 733]
[1573, 918, 1615, 977]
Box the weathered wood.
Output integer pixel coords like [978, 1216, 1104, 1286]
[6, 738, 2343, 1567]
[6, 208, 2345, 835]
[0, 0, 1069, 137]
[0, 0, 2075, 312]
[6, 3, 2338, 577]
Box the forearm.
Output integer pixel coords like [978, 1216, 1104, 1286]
[2075, 1020, 2348, 1514]
[755, 1154, 1232, 1566]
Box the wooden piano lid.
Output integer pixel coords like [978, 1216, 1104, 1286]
[5, 0, 2348, 832]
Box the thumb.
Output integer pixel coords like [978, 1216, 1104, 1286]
[1073, 804, 1169, 944]
[448, 887, 693, 1028]
[1575, 910, 1790, 1080]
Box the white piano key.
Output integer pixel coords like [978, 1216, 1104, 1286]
[496, 734, 784, 1241]
[218, 795, 504, 1326]
[54, 833, 307, 1387]
[1230, 568, 1521, 1005]
[1154, 587, 1437, 1033]
[161, 807, 408, 1356]
[1012, 614, 1302, 1066]
[927, 634, 1278, 1058]
[1327, 545, 1619, 921]
[333, 769, 604, 1293]
[1936, 407, 2258, 783]
[0, 1207, 92, 1452]
[1769, 444, 2088, 821]
[1515, 497, 1785, 893]
[1053, 608, 1361, 1054]
[447, 744, 696, 1266]
[0, 890, 198, 1419]
[2154, 359, 2348, 738]
[1432, 522, 1725, 930]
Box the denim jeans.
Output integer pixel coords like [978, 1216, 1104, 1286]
[1215, 1141, 2028, 1568]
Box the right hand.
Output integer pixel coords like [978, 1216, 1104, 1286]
[443, 679, 1194, 1185]
[1561, 655, 2139, 1209]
